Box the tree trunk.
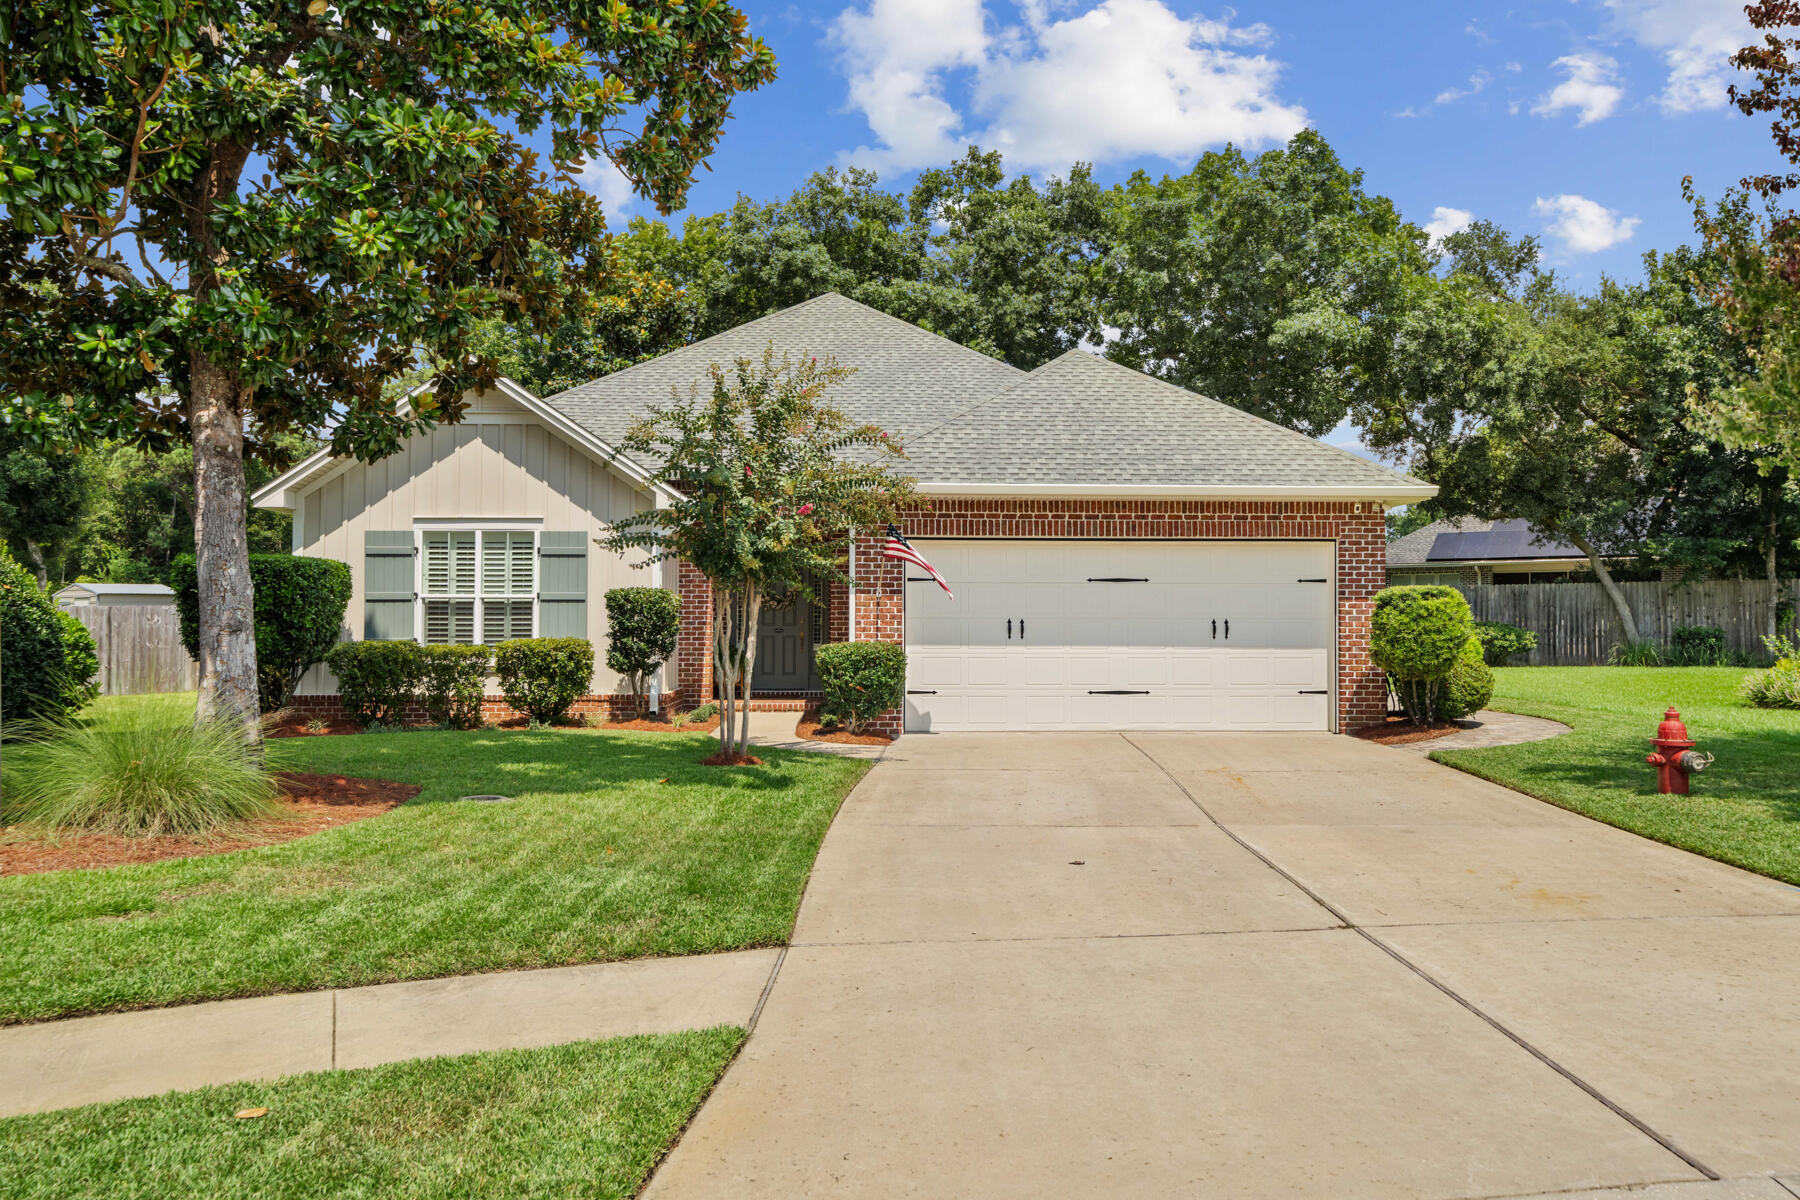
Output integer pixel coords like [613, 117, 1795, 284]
[21, 539, 47, 586]
[1763, 488, 1782, 644]
[736, 582, 762, 760]
[188, 351, 262, 745]
[1569, 532, 1640, 647]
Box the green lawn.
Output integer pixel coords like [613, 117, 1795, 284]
[1, 695, 869, 1025]
[0, 1028, 742, 1200]
[1435, 666, 1800, 884]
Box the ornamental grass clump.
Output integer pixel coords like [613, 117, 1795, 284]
[1, 707, 281, 837]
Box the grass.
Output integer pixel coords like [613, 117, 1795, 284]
[1435, 666, 1800, 885]
[0, 694, 869, 1025]
[2, 702, 281, 836]
[0, 1027, 743, 1200]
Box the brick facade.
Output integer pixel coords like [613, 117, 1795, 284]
[669, 498, 1392, 737]
[674, 559, 714, 704]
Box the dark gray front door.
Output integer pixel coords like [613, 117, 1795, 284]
[755, 593, 818, 691]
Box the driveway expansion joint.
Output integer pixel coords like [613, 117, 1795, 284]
[1119, 731, 1722, 1184]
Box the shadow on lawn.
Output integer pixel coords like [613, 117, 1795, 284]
[269, 728, 820, 806]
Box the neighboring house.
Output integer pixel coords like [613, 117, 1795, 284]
[53, 582, 177, 610]
[1387, 518, 1612, 586]
[255, 293, 1435, 734]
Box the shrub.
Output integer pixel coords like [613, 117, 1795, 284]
[1669, 624, 1728, 666]
[55, 610, 101, 710]
[1472, 620, 1537, 667]
[1608, 639, 1664, 667]
[605, 588, 681, 704]
[418, 644, 491, 729]
[326, 640, 423, 726]
[0, 548, 86, 727]
[816, 641, 906, 733]
[1370, 585, 1473, 721]
[494, 638, 593, 723]
[172, 554, 352, 711]
[1, 706, 281, 836]
[1434, 636, 1494, 720]
[674, 700, 719, 727]
[1742, 661, 1800, 709]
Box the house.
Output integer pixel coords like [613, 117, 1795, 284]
[53, 582, 177, 610]
[254, 293, 1435, 734]
[1387, 518, 1605, 586]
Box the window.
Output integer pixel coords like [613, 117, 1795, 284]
[419, 529, 536, 644]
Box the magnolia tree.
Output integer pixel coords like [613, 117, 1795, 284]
[0, 0, 774, 741]
[603, 348, 914, 761]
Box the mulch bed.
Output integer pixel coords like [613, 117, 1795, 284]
[795, 718, 893, 746]
[1350, 716, 1472, 746]
[701, 751, 763, 767]
[0, 772, 419, 877]
[265, 710, 366, 737]
[601, 715, 721, 733]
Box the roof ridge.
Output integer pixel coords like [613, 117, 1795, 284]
[902, 346, 1072, 449]
[1060, 349, 1424, 486]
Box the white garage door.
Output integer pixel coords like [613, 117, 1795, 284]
[902, 540, 1334, 732]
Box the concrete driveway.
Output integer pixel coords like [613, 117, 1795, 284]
[648, 733, 1800, 1199]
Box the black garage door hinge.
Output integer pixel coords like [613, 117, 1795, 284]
[1088, 689, 1151, 695]
[1297, 577, 1328, 583]
[1297, 689, 1328, 694]
[906, 689, 937, 695]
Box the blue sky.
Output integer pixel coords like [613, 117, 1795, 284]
[588, 0, 1785, 291]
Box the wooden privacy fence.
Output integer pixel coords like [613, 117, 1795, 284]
[1456, 578, 1800, 666]
[67, 605, 198, 695]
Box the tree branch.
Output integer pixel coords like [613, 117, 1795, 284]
[71, 252, 146, 290]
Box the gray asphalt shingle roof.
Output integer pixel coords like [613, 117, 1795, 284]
[542, 292, 1429, 493]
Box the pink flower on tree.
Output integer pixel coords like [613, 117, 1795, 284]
[798, 502, 814, 515]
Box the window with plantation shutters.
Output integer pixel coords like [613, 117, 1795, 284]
[480, 531, 536, 642]
[420, 531, 477, 644]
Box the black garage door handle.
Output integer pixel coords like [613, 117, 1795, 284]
[1086, 577, 1149, 582]
[1089, 689, 1150, 695]
[1297, 689, 1328, 695]
[907, 689, 938, 695]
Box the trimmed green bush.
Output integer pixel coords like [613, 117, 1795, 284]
[1742, 663, 1800, 709]
[55, 612, 101, 709]
[494, 638, 593, 723]
[1433, 636, 1494, 720]
[418, 644, 491, 729]
[604, 588, 680, 702]
[1669, 624, 1728, 666]
[1370, 585, 1474, 722]
[816, 641, 906, 733]
[1472, 620, 1537, 667]
[0, 548, 87, 727]
[2, 706, 281, 836]
[172, 554, 352, 712]
[327, 640, 423, 727]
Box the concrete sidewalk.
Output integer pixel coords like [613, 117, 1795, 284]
[0, 948, 778, 1116]
[647, 732, 1800, 1199]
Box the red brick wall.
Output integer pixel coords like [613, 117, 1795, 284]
[845, 499, 1388, 735]
[674, 559, 714, 703]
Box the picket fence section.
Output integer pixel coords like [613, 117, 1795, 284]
[1456, 578, 1800, 666]
[68, 604, 199, 695]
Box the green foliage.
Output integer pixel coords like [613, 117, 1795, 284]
[494, 638, 593, 724]
[1371, 586, 1475, 722]
[1608, 640, 1666, 667]
[0, 547, 86, 726]
[816, 642, 906, 733]
[418, 645, 491, 730]
[1473, 620, 1537, 666]
[1741, 661, 1800, 708]
[604, 588, 682, 700]
[0, 426, 90, 584]
[1, 706, 280, 836]
[55, 611, 100, 710]
[172, 555, 352, 712]
[673, 701, 719, 727]
[326, 642, 424, 727]
[1670, 624, 1729, 666]
[1434, 637, 1495, 720]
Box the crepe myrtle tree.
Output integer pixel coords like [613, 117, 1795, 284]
[603, 347, 915, 761]
[0, 0, 775, 741]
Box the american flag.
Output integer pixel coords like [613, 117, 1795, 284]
[883, 524, 953, 598]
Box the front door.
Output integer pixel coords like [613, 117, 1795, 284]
[754, 592, 818, 692]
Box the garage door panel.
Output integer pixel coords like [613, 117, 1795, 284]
[903, 540, 1333, 732]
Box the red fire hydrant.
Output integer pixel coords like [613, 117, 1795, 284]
[1646, 706, 1711, 794]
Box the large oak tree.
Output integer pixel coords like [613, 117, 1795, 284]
[0, 0, 773, 740]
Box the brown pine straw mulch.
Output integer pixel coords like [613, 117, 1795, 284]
[795, 717, 893, 746]
[1350, 716, 1472, 746]
[265, 710, 365, 737]
[701, 751, 763, 767]
[600, 714, 721, 733]
[0, 772, 419, 877]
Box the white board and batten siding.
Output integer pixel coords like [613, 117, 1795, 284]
[291, 388, 657, 695]
[904, 539, 1335, 733]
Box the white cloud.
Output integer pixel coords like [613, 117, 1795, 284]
[1603, 0, 1752, 113]
[1423, 206, 1474, 245]
[1434, 69, 1491, 106]
[576, 157, 638, 229]
[1533, 193, 1641, 253]
[831, 0, 1307, 172]
[1531, 53, 1624, 125]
